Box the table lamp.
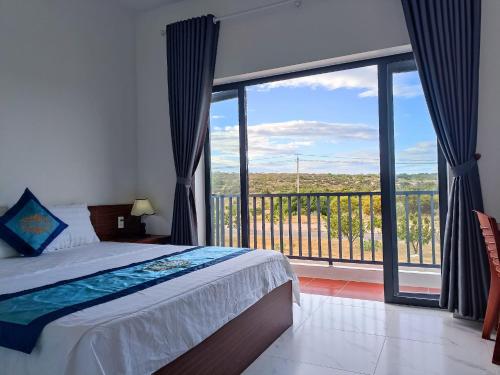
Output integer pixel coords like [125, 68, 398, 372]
[131, 198, 155, 234]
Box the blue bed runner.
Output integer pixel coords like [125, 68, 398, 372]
[0, 246, 249, 353]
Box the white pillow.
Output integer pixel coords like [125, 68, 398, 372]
[0, 206, 18, 258]
[45, 204, 100, 252]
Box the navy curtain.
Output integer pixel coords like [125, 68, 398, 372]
[402, 0, 489, 319]
[166, 15, 219, 245]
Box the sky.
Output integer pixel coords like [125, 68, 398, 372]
[209, 65, 438, 175]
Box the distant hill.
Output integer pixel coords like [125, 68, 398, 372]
[211, 172, 439, 195]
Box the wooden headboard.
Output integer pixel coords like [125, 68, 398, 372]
[88, 204, 143, 240]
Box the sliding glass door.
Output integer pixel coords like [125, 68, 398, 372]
[380, 60, 447, 306]
[206, 89, 249, 248]
[206, 53, 447, 307]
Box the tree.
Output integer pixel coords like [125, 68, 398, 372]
[266, 195, 380, 247]
[323, 196, 382, 245]
[397, 212, 433, 254]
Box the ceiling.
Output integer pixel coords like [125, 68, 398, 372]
[115, 0, 184, 11]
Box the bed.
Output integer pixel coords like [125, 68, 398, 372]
[0, 205, 299, 375]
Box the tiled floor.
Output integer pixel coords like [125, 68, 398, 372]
[299, 277, 440, 301]
[299, 277, 385, 301]
[243, 293, 500, 375]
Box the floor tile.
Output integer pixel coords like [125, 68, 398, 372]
[265, 323, 386, 374]
[258, 281, 499, 374]
[383, 308, 486, 346]
[300, 279, 348, 297]
[326, 296, 389, 310]
[293, 293, 328, 330]
[336, 281, 384, 301]
[325, 296, 450, 319]
[299, 278, 441, 302]
[243, 354, 362, 375]
[306, 278, 348, 288]
[319, 296, 478, 343]
[298, 277, 315, 287]
[374, 337, 500, 375]
[304, 302, 390, 336]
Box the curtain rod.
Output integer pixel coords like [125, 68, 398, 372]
[161, 0, 302, 36]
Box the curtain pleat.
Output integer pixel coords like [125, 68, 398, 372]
[166, 15, 220, 245]
[402, 0, 489, 320]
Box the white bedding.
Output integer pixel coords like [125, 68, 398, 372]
[0, 242, 299, 375]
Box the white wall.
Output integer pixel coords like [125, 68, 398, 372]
[136, 0, 411, 237]
[0, 0, 137, 206]
[478, 0, 500, 218]
[0, 0, 495, 238]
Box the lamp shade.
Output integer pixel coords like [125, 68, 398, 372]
[131, 198, 155, 216]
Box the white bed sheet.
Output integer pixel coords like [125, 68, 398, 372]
[0, 242, 299, 375]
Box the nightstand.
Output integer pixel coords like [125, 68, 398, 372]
[111, 235, 171, 245]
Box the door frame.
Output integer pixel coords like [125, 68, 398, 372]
[205, 52, 447, 307]
[379, 59, 448, 307]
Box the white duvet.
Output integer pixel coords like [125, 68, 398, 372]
[0, 242, 299, 375]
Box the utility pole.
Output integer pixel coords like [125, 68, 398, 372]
[296, 154, 300, 194]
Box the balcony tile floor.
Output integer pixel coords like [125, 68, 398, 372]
[243, 292, 500, 375]
[299, 277, 441, 300]
[299, 277, 385, 301]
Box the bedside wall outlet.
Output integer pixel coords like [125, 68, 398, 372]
[117, 216, 125, 229]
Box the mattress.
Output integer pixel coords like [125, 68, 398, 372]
[0, 242, 299, 375]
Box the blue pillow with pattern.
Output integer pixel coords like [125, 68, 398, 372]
[0, 189, 68, 257]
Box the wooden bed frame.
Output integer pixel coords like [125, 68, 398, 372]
[88, 204, 294, 375]
[157, 281, 292, 375]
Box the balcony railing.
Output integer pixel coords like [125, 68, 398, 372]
[211, 191, 441, 268]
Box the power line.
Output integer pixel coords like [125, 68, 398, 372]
[297, 153, 436, 163]
[249, 155, 296, 161]
[248, 158, 437, 165]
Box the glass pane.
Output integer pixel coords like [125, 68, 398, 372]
[392, 70, 441, 296]
[245, 66, 382, 264]
[209, 92, 241, 247]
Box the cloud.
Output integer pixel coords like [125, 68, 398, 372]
[209, 120, 378, 166]
[256, 66, 378, 97]
[393, 140, 438, 173]
[255, 66, 423, 98]
[209, 119, 381, 173]
[247, 120, 376, 140]
[393, 84, 423, 98]
[210, 155, 240, 169]
[400, 141, 437, 159]
[299, 150, 380, 174]
[211, 115, 225, 120]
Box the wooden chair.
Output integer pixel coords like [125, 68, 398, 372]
[474, 211, 500, 365]
[495, 320, 500, 365]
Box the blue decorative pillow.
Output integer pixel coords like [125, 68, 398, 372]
[0, 189, 68, 257]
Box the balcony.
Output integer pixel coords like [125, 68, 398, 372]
[210, 191, 441, 290]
